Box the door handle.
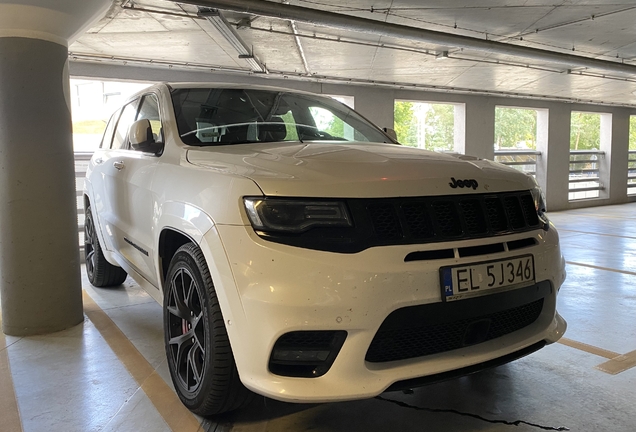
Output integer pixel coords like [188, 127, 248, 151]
[113, 161, 125, 171]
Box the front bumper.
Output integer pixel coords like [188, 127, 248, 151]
[201, 224, 566, 403]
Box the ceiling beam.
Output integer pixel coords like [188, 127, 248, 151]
[169, 0, 636, 76]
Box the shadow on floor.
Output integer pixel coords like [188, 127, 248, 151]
[206, 365, 546, 432]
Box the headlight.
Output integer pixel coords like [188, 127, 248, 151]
[244, 198, 352, 233]
[530, 185, 549, 229]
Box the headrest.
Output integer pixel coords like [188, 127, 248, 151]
[258, 116, 287, 142]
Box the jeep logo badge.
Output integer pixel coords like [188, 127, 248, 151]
[449, 177, 478, 190]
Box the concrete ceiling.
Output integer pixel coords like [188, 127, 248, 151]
[70, 0, 636, 106]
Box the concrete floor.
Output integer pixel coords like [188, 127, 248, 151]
[2, 204, 636, 432]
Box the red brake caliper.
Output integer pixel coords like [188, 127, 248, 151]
[181, 319, 189, 335]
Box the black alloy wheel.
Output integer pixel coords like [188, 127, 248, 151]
[84, 205, 127, 287]
[163, 243, 253, 415]
[85, 211, 97, 280]
[166, 266, 206, 394]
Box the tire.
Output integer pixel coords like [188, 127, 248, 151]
[85, 205, 128, 287]
[163, 243, 253, 415]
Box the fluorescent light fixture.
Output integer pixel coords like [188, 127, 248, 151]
[435, 51, 450, 60]
[198, 7, 268, 73]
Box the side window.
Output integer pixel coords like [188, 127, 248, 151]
[136, 95, 163, 145]
[308, 106, 361, 141]
[100, 109, 121, 149]
[112, 100, 139, 150]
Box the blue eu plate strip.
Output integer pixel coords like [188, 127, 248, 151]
[442, 268, 453, 298]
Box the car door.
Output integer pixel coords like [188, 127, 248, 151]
[96, 95, 163, 286]
[88, 104, 132, 253]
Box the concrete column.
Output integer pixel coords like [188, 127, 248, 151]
[453, 104, 466, 154]
[606, 109, 630, 204]
[0, 0, 111, 336]
[598, 113, 613, 201]
[457, 99, 495, 160]
[353, 87, 395, 130]
[535, 109, 550, 194]
[536, 106, 571, 211]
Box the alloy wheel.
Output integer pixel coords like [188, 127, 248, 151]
[85, 214, 96, 279]
[166, 268, 206, 394]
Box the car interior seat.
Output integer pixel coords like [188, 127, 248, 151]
[258, 117, 287, 142]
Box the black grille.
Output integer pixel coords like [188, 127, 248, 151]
[364, 191, 541, 246]
[459, 199, 487, 234]
[503, 196, 525, 229]
[368, 204, 402, 239]
[430, 201, 463, 237]
[520, 194, 540, 226]
[401, 202, 434, 239]
[365, 283, 549, 363]
[252, 190, 543, 253]
[484, 197, 508, 231]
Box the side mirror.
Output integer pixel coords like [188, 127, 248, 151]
[129, 119, 163, 154]
[383, 127, 398, 142]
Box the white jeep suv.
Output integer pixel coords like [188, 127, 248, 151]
[84, 83, 567, 415]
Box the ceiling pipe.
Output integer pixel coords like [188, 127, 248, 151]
[290, 20, 311, 76]
[198, 7, 269, 73]
[168, 0, 636, 76]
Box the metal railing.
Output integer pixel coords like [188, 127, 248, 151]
[75, 152, 92, 254]
[569, 150, 604, 200]
[493, 150, 540, 177]
[628, 150, 636, 196]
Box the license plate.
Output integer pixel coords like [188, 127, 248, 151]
[440, 255, 535, 302]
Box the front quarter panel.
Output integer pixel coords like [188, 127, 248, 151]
[152, 159, 262, 227]
[157, 201, 215, 245]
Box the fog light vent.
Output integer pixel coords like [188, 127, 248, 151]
[269, 330, 347, 378]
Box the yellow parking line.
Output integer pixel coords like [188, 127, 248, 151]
[558, 338, 621, 360]
[559, 228, 636, 240]
[554, 213, 636, 221]
[565, 261, 636, 277]
[558, 229, 636, 240]
[558, 337, 636, 375]
[83, 292, 203, 432]
[595, 350, 636, 375]
[0, 316, 23, 432]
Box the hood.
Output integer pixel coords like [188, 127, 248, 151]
[186, 142, 535, 198]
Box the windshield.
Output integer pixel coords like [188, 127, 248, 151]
[170, 88, 391, 146]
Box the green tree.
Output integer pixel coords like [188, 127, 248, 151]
[570, 112, 601, 150]
[394, 101, 455, 150]
[425, 104, 454, 151]
[394, 101, 418, 147]
[308, 106, 348, 139]
[324, 117, 345, 138]
[629, 116, 636, 150]
[629, 116, 636, 187]
[494, 107, 537, 149]
[72, 119, 107, 135]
